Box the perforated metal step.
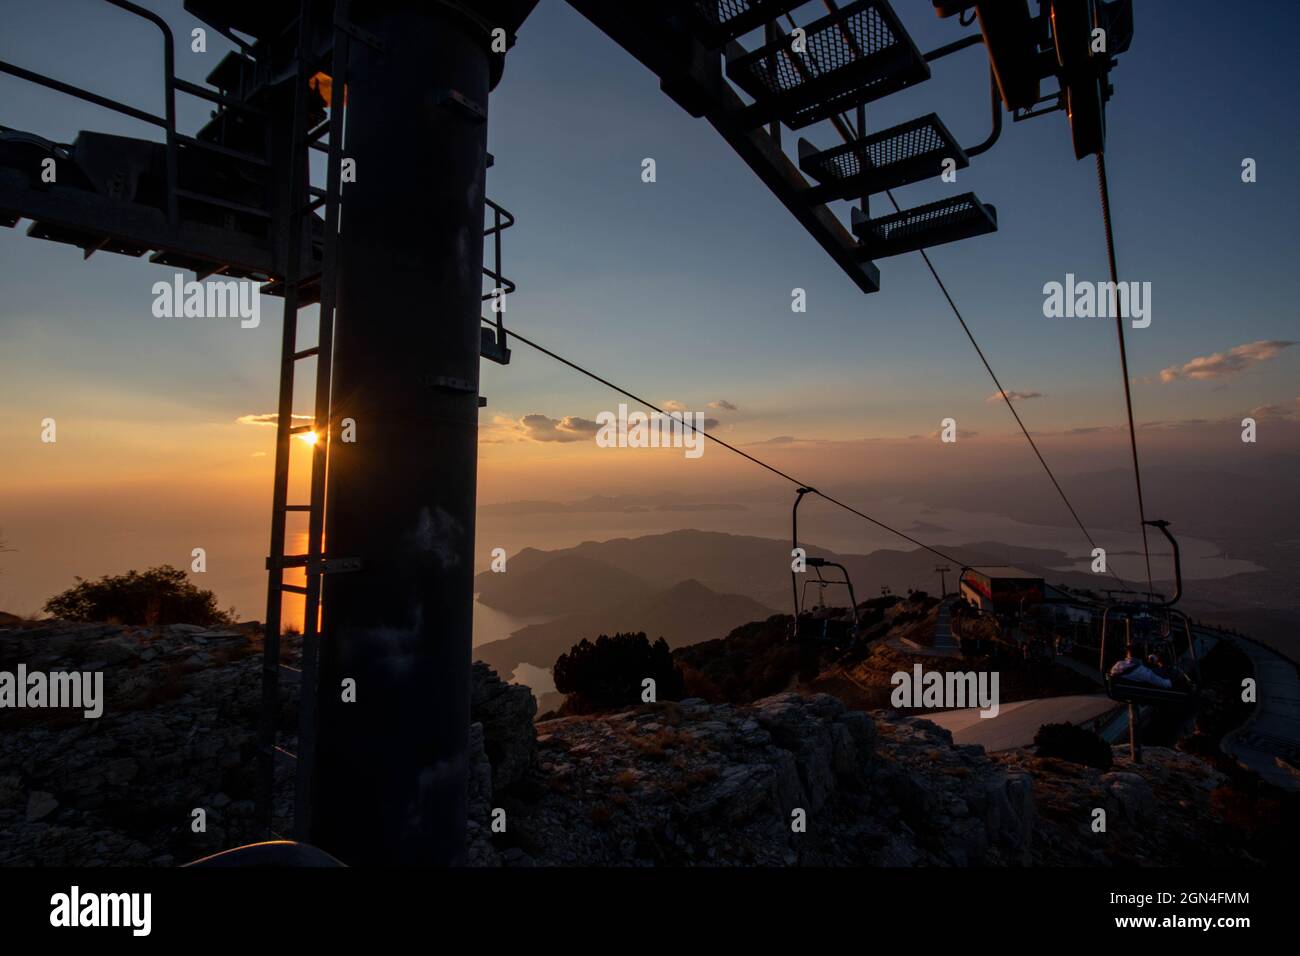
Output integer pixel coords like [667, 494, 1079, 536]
[725, 0, 929, 130]
[686, 0, 808, 46]
[798, 113, 968, 202]
[851, 192, 996, 259]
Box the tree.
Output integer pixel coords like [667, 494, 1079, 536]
[43, 565, 233, 626]
[553, 631, 685, 714]
[1033, 721, 1113, 770]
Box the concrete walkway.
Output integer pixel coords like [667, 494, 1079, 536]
[1219, 631, 1300, 790]
[925, 694, 1120, 753]
[893, 597, 962, 658]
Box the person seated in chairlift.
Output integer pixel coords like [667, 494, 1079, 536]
[1145, 653, 1175, 681]
[1108, 649, 1172, 689]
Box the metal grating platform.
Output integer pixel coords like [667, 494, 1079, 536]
[851, 192, 996, 259]
[686, 0, 809, 46]
[26, 220, 150, 258]
[725, 0, 929, 129]
[798, 112, 968, 201]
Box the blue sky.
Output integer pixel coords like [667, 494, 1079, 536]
[2, 0, 1297, 452]
[1, 0, 1298, 614]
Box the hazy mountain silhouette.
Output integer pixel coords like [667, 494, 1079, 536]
[476, 553, 647, 616]
[475, 576, 776, 678]
[476, 529, 1106, 617]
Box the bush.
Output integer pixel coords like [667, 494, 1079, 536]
[1033, 721, 1113, 770]
[43, 565, 233, 627]
[553, 631, 685, 714]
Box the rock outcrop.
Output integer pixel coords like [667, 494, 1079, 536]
[469, 693, 1035, 866]
[2, 619, 1260, 867]
[0, 620, 276, 865]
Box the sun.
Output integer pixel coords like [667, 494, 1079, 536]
[296, 430, 320, 446]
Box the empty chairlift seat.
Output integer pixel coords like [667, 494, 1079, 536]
[798, 112, 969, 203]
[725, 0, 930, 129]
[851, 192, 997, 259]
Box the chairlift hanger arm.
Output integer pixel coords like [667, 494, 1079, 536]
[964, 65, 1003, 157]
[1142, 519, 1182, 607]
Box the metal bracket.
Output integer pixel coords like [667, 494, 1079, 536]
[434, 89, 487, 123]
[426, 373, 477, 393]
[314, 557, 362, 574]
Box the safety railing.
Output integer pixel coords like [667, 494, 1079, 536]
[482, 196, 516, 354]
[0, 0, 273, 226]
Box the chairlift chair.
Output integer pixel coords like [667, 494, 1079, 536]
[790, 487, 860, 643]
[1097, 520, 1201, 708]
[1100, 606, 1199, 706]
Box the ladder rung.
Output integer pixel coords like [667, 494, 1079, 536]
[175, 133, 270, 167]
[294, 346, 320, 360]
[283, 504, 312, 512]
[175, 187, 272, 219]
[300, 186, 342, 214]
[279, 584, 309, 595]
[173, 77, 270, 118]
[289, 425, 314, 434]
[306, 118, 332, 143]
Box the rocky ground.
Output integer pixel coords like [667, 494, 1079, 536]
[0, 619, 274, 865]
[472, 693, 1256, 866]
[0, 618, 1265, 866]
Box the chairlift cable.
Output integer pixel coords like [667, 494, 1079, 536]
[780, 2, 1132, 594]
[1095, 150, 1155, 598]
[881, 187, 1130, 594]
[489, 319, 969, 569]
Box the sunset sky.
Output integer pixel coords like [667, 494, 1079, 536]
[1, 0, 1298, 619]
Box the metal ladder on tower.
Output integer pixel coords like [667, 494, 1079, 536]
[256, 0, 358, 840]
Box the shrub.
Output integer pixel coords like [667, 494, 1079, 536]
[1033, 721, 1113, 770]
[553, 631, 685, 714]
[43, 565, 233, 627]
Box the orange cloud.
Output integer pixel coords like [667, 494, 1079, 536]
[1159, 340, 1293, 383]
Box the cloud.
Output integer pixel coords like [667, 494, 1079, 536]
[661, 399, 688, 412]
[236, 412, 313, 427]
[516, 414, 601, 443]
[1159, 340, 1294, 383]
[1244, 403, 1294, 422]
[709, 399, 738, 411]
[986, 389, 1043, 404]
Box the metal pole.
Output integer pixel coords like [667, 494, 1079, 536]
[310, 1, 497, 865]
[1125, 617, 1141, 763]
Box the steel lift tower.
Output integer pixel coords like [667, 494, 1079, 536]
[0, 0, 1130, 866]
[310, 1, 528, 868]
[0, 0, 534, 866]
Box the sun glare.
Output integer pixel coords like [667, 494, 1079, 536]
[297, 430, 319, 446]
